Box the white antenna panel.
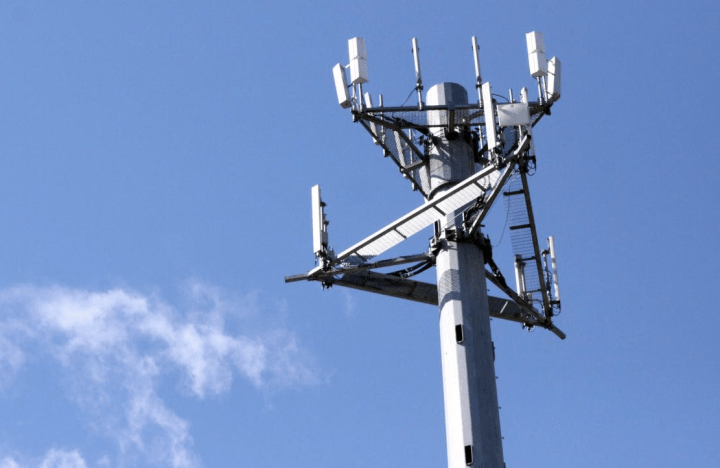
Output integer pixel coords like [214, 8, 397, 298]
[520, 87, 529, 104]
[547, 57, 561, 101]
[525, 31, 545, 54]
[350, 58, 369, 85]
[348, 37, 369, 85]
[526, 31, 547, 78]
[311, 185, 328, 257]
[481, 82, 498, 150]
[497, 102, 530, 127]
[514, 255, 526, 297]
[528, 53, 548, 78]
[363, 92, 373, 108]
[348, 37, 367, 60]
[363, 92, 379, 144]
[548, 236, 561, 304]
[333, 63, 351, 108]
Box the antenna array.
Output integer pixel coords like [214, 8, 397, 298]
[309, 33, 564, 324]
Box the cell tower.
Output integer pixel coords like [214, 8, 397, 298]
[286, 32, 564, 468]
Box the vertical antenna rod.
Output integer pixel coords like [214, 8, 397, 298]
[411, 38, 424, 109]
[471, 36, 483, 105]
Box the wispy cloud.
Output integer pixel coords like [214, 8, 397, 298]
[0, 335, 24, 390]
[338, 288, 357, 317]
[0, 281, 318, 468]
[0, 456, 21, 468]
[1, 449, 88, 468]
[39, 449, 88, 468]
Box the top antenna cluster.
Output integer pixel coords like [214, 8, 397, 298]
[303, 31, 566, 328]
[333, 32, 561, 111]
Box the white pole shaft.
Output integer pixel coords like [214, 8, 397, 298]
[427, 83, 505, 468]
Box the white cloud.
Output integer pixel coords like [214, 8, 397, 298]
[0, 450, 87, 468]
[0, 457, 21, 468]
[0, 336, 25, 390]
[121, 375, 198, 468]
[0, 282, 318, 468]
[339, 288, 357, 317]
[39, 449, 87, 468]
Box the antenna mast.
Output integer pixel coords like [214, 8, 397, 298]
[288, 32, 565, 468]
[412, 38, 424, 109]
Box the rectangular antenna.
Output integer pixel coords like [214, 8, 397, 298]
[525, 31, 547, 78]
[363, 92, 380, 144]
[548, 236, 561, 305]
[311, 185, 328, 258]
[348, 37, 367, 60]
[333, 63, 351, 108]
[497, 102, 530, 127]
[517, 87, 536, 155]
[514, 255, 526, 298]
[547, 57, 561, 101]
[481, 82, 498, 150]
[348, 37, 369, 85]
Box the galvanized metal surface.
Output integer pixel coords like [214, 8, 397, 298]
[428, 83, 505, 468]
[327, 270, 539, 325]
[331, 162, 503, 266]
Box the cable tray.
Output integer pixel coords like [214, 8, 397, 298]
[334, 163, 506, 266]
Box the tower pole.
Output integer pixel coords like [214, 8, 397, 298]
[427, 83, 505, 468]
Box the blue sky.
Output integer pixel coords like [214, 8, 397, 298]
[0, 1, 718, 467]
